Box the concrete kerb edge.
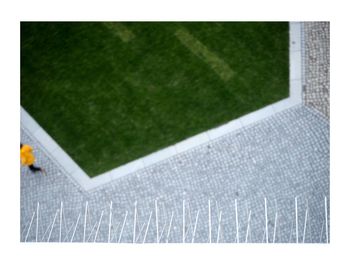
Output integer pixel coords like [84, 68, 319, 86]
[20, 21, 303, 191]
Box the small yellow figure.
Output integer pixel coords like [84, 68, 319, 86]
[20, 143, 45, 174]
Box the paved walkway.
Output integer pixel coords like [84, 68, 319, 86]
[20, 22, 329, 243]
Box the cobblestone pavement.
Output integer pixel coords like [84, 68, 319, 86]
[303, 22, 330, 118]
[21, 105, 329, 243]
[20, 22, 330, 243]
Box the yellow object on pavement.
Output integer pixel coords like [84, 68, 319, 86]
[20, 144, 35, 166]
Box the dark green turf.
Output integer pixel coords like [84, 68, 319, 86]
[21, 22, 289, 177]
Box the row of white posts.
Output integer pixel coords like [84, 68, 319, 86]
[22, 197, 329, 243]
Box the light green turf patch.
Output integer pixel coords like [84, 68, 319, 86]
[175, 28, 234, 82]
[104, 22, 135, 42]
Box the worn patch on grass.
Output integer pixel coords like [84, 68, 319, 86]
[104, 22, 135, 42]
[175, 28, 234, 82]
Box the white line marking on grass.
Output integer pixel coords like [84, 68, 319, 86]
[104, 22, 135, 43]
[175, 28, 234, 82]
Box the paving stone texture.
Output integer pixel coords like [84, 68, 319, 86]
[20, 22, 330, 243]
[303, 22, 330, 118]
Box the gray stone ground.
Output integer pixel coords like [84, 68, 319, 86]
[20, 22, 330, 243]
[303, 22, 330, 118]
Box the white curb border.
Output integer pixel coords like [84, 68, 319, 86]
[20, 22, 303, 191]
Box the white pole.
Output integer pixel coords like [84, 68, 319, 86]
[264, 198, 268, 243]
[273, 212, 278, 243]
[36, 202, 40, 242]
[235, 199, 239, 243]
[191, 210, 200, 243]
[118, 211, 128, 243]
[83, 201, 88, 242]
[155, 200, 159, 243]
[325, 196, 329, 243]
[295, 197, 298, 243]
[142, 211, 153, 244]
[183, 200, 185, 243]
[59, 201, 63, 242]
[166, 211, 174, 243]
[70, 213, 81, 242]
[216, 211, 222, 243]
[302, 208, 308, 243]
[47, 210, 59, 242]
[133, 201, 137, 244]
[94, 210, 105, 242]
[87, 221, 98, 242]
[136, 222, 146, 243]
[245, 210, 251, 243]
[108, 201, 113, 243]
[208, 199, 211, 243]
[159, 224, 167, 243]
[25, 211, 36, 242]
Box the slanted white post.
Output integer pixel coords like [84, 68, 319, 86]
[208, 199, 212, 243]
[295, 197, 298, 243]
[118, 211, 128, 243]
[108, 201, 113, 243]
[94, 210, 105, 242]
[235, 199, 239, 243]
[25, 211, 35, 242]
[36, 202, 40, 242]
[142, 211, 153, 244]
[245, 210, 251, 243]
[325, 196, 329, 243]
[264, 198, 268, 243]
[191, 210, 200, 243]
[59, 201, 63, 242]
[133, 201, 137, 243]
[83, 201, 88, 242]
[70, 213, 81, 242]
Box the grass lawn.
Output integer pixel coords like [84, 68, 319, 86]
[21, 22, 289, 177]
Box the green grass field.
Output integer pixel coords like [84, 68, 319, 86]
[21, 22, 289, 177]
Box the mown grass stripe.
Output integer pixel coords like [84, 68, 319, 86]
[175, 28, 234, 81]
[104, 22, 135, 42]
